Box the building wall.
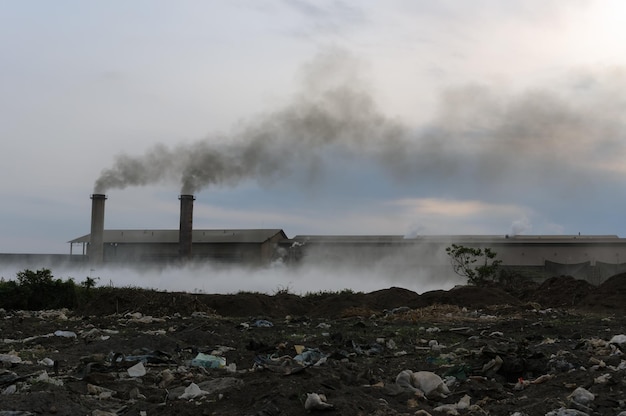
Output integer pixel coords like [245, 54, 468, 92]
[286, 239, 626, 285]
[293, 240, 626, 267]
[101, 241, 276, 265]
[484, 242, 626, 266]
[193, 242, 265, 264]
[103, 243, 177, 263]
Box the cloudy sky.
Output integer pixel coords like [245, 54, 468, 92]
[2, 0, 626, 255]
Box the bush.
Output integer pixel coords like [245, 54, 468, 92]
[0, 278, 21, 309]
[0, 268, 78, 310]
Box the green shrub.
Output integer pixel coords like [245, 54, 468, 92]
[0, 268, 78, 310]
[0, 278, 22, 309]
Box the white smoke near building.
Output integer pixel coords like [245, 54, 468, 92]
[511, 216, 532, 236]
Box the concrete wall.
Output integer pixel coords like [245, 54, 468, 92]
[101, 241, 278, 265]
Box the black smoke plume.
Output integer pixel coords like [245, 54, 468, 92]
[94, 49, 626, 200]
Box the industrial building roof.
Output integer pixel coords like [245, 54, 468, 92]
[290, 234, 623, 244]
[69, 231, 625, 246]
[69, 229, 287, 244]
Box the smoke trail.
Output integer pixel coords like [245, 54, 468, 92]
[94, 49, 409, 194]
[95, 49, 626, 198]
[511, 216, 532, 236]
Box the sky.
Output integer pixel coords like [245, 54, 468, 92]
[3, 0, 626, 256]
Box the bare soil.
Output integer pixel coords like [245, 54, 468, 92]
[1, 274, 626, 415]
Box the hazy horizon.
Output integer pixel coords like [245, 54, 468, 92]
[0, 257, 465, 296]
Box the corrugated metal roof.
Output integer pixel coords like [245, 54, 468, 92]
[69, 229, 286, 244]
[69, 231, 623, 245]
[292, 235, 407, 244]
[291, 234, 623, 244]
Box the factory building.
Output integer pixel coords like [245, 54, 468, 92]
[60, 194, 626, 284]
[280, 234, 626, 285]
[69, 229, 287, 265]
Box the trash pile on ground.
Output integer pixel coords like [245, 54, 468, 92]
[1, 275, 626, 415]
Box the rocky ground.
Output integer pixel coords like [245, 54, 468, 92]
[1, 274, 626, 416]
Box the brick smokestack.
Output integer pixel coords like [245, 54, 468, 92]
[179, 194, 195, 260]
[89, 194, 107, 265]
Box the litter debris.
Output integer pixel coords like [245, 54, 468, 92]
[253, 355, 304, 375]
[593, 373, 611, 384]
[609, 334, 626, 345]
[0, 354, 22, 364]
[179, 382, 209, 400]
[87, 383, 116, 399]
[53, 330, 77, 338]
[127, 362, 146, 377]
[432, 394, 471, 415]
[2, 277, 626, 415]
[568, 387, 595, 406]
[2, 384, 17, 395]
[545, 408, 591, 416]
[304, 393, 334, 410]
[158, 369, 175, 388]
[33, 370, 63, 386]
[37, 357, 54, 367]
[80, 328, 115, 342]
[395, 370, 450, 399]
[110, 349, 175, 365]
[190, 353, 226, 369]
[168, 377, 243, 400]
[481, 355, 503, 376]
[294, 347, 327, 366]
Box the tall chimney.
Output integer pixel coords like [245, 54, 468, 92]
[179, 194, 195, 260]
[89, 194, 107, 265]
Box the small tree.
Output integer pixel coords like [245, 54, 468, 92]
[13, 268, 77, 310]
[81, 276, 99, 290]
[445, 244, 502, 286]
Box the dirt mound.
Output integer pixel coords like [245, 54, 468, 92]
[5, 286, 626, 415]
[282, 287, 422, 319]
[75, 277, 624, 320]
[5, 280, 626, 415]
[363, 286, 421, 307]
[578, 272, 626, 311]
[196, 292, 307, 318]
[413, 285, 522, 309]
[77, 287, 422, 319]
[76, 288, 216, 316]
[525, 276, 595, 308]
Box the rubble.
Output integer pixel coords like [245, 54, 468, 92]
[1, 277, 626, 415]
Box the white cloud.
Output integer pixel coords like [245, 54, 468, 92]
[389, 197, 533, 236]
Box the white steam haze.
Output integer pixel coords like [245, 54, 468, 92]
[0, 259, 465, 295]
[2, 1, 626, 266]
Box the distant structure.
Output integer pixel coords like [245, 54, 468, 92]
[281, 234, 626, 285]
[65, 230, 626, 285]
[178, 194, 195, 260]
[8, 194, 626, 285]
[69, 228, 287, 265]
[89, 194, 107, 265]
